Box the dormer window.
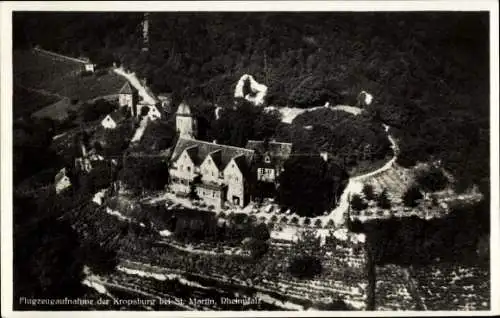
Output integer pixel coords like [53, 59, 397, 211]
[264, 155, 271, 163]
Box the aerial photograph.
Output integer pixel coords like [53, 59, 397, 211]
[4, 5, 494, 314]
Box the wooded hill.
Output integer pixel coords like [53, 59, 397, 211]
[13, 12, 490, 193]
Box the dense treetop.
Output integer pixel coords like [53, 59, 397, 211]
[13, 12, 489, 192]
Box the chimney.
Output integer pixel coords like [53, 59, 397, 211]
[212, 140, 217, 144]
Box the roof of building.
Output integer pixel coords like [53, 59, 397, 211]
[245, 140, 293, 167]
[106, 110, 127, 123]
[119, 82, 134, 95]
[171, 138, 255, 174]
[176, 101, 192, 115]
[232, 154, 251, 176]
[54, 168, 67, 184]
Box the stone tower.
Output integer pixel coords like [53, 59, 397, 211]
[176, 102, 197, 139]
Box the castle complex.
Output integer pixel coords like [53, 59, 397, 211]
[169, 103, 292, 209]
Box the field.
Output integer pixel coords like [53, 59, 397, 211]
[14, 49, 126, 120]
[411, 263, 490, 310]
[13, 85, 60, 118]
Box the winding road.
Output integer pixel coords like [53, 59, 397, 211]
[269, 105, 399, 229]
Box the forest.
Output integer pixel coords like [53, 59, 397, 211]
[13, 11, 490, 195]
[11, 11, 491, 304]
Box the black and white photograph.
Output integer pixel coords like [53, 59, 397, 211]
[1, 1, 498, 316]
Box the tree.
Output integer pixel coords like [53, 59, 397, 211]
[314, 219, 323, 228]
[80, 99, 117, 122]
[362, 184, 376, 201]
[288, 229, 323, 279]
[350, 194, 368, 212]
[245, 238, 269, 260]
[13, 194, 93, 309]
[303, 218, 311, 226]
[100, 121, 134, 157]
[402, 185, 423, 207]
[137, 120, 176, 152]
[251, 222, 270, 241]
[278, 148, 349, 217]
[120, 154, 170, 194]
[377, 188, 392, 209]
[140, 105, 150, 117]
[189, 176, 200, 200]
[415, 166, 449, 193]
[288, 255, 323, 279]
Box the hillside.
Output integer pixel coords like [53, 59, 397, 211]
[13, 11, 490, 193]
[13, 49, 126, 121]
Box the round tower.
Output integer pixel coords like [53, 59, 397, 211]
[176, 101, 197, 139]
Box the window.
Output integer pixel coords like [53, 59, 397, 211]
[187, 166, 191, 172]
[264, 155, 271, 163]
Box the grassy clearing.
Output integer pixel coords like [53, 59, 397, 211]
[14, 49, 126, 120]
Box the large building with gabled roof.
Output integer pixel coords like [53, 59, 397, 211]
[245, 140, 293, 184]
[169, 137, 255, 208]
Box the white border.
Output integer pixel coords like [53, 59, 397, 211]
[1, 1, 499, 317]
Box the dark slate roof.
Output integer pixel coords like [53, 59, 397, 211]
[108, 110, 126, 123]
[208, 149, 223, 170]
[245, 140, 293, 168]
[232, 154, 252, 176]
[176, 101, 192, 115]
[119, 82, 134, 94]
[171, 138, 255, 174]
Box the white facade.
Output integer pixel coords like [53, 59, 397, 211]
[257, 167, 276, 182]
[119, 93, 134, 109]
[223, 158, 245, 207]
[200, 152, 222, 184]
[55, 168, 71, 194]
[55, 176, 71, 194]
[170, 148, 197, 194]
[101, 115, 118, 129]
[85, 63, 95, 73]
